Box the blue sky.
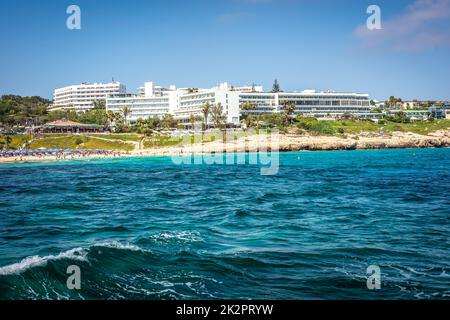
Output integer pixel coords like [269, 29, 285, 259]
[0, 0, 449, 100]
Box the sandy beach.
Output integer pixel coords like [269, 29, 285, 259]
[0, 151, 126, 163]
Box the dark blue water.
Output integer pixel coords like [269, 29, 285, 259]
[0, 149, 449, 300]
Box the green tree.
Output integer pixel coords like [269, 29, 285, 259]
[243, 114, 256, 129]
[121, 107, 132, 124]
[48, 109, 79, 123]
[386, 111, 411, 123]
[210, 103, 227, 129]
[189, 114, 196, 129]
[263, 113, 284, 128]
[201, 102, 211, 129]
[284, 104, 296, 125]
[79, 105, 108, 125]
[112, 113, 126, 132]
[4, 135, 12, 149]
[106, 111, 117, 130]
[271, 79, 281, 93]
[92, 100, 106, 110]
[135, 118, 157, 135]
[161, 114, 178, 129]
[241, 102, 256, 112]
[0, 95, 51, 128]
[189, 114, 202, 129]
[387, 96, 403, 108]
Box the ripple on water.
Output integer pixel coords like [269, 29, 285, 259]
[1, 149, 450, 299]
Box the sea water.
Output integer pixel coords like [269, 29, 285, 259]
[0, 149, 449, 299]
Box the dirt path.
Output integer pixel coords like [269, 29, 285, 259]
[86, 136, 140, 150]
[139, 137, 146, 150]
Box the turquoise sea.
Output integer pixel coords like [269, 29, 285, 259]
[0, 149, 449, 300]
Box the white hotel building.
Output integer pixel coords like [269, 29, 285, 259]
[106, 81, 374, 125]
[51, 82, 126, 112]
[107, 82, 248, 125]
[239, 90, 372, 118]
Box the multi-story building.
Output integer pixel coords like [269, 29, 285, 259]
[51, 82, 126, 112]
[239, 90, 374, 118]
[239, 92, 278, 115]
[107, 82, 242, 125]
[106, 93, 172, 122]
[105, 81, 375, 125]
[174, 83, 241, 125]
[397, 110, 430, 121]
[429, 105, 449, 119]
[106, 82, 179, 124]
[445, 103, 450, 119]
[401, 101, 421, 110]
[277, 91, 373, 118]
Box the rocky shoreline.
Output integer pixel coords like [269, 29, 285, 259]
[130, 129, 450, 157]
[276, 130, 450, 151]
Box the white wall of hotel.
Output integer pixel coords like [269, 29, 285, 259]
[106, 82, 375, 125]
[107, 82, 242, 125]
[175, 83, 241, 125]
[50, 82, 126, 112]
[239, 90, 376, 119]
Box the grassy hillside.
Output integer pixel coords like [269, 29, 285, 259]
[295, 119, 450, 136]
[87, 133, 143, 142]
[28, 135, 134, 151]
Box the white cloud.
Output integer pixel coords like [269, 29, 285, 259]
[354, 0, 450, 51]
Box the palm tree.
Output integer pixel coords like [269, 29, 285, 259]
[5, 135, 12, 149]
[284, 104, 296, 125]
[112, 113, 125, 132]
[210, 103, 226, 129]
[189, 114, 196, 130]
[201, 102, 211, 129]
[121, 107, 131, 124]
[106, 111, 117, 131]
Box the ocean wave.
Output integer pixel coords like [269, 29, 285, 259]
[0, 240, 148, 276]
[0, 247, 87, 276]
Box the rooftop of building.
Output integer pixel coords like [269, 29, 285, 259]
[42, 120, 103, 128]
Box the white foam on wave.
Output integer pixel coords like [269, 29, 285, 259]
[93, 240, 146, 252]
[0, 247, 87, 276]
[149, 231, 203, 243]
